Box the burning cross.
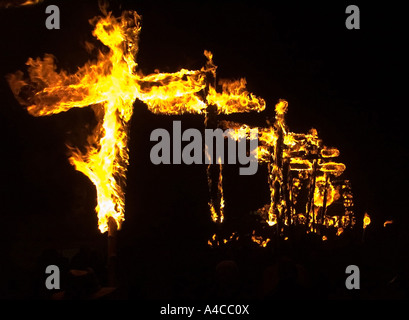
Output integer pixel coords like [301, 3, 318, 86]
[7, 11, 264, 233]
[8, 12, 145, 233]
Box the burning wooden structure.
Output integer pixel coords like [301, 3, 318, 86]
[7, 9, 355, 252]
[219, 100, 355, 244]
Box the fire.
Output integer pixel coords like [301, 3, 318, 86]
[313, 175, 335, 207]
[19, 0, 43, 6]
[208, 233, 218, 247]
[251, 230, 271, 247]
[363, 212, 371, 229]
[8, 9, 355, 242]
[384, 220, 393, 227]
[8, 10, 265, 233]
[208, 232, 238, 247]
[136, 68, 208, 115]
[207, 78, 266, 114]
[8, 12, 145, 232]
[0, 0, 44, 8]
[220, 98, 355, 244]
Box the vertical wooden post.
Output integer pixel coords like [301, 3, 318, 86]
[203, 66, 224, 225]
[320, 173, 330, 235]
[306, 159, 318, 233]
[107, 216, 117, 287]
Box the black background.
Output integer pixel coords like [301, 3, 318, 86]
[0, 0, 408, 300]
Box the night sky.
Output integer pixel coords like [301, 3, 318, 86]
[0, 0, 408, 301]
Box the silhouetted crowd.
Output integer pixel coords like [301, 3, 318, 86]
[24, 236, 409, 300]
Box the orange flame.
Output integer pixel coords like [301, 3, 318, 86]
[251, 230, 270, 247]
[0, 0, 44, 8]
[363, 212, 371, 229]
[384, 220, 393, 227]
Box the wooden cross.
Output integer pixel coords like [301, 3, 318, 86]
[7, 11, 264, 233]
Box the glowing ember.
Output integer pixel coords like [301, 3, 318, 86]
[363, 212, 371, 229]
[384, 220, 393, 227]
[208, 232, 239, 247]
[251, 230, 271, 247]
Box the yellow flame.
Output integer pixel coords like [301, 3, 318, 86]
[8, 12, 146, 232]
[8, 10, 267, 233]
[223, 97, 353, 238]
[363, 212, 371, 229]
[251, 230, 270, 247]
[275, 99, 288, 115]
[313, 176, 335, 207]
[8, 9, 355, 240]
[207, 78, 266, 114]
[321, 146, 340, 158]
